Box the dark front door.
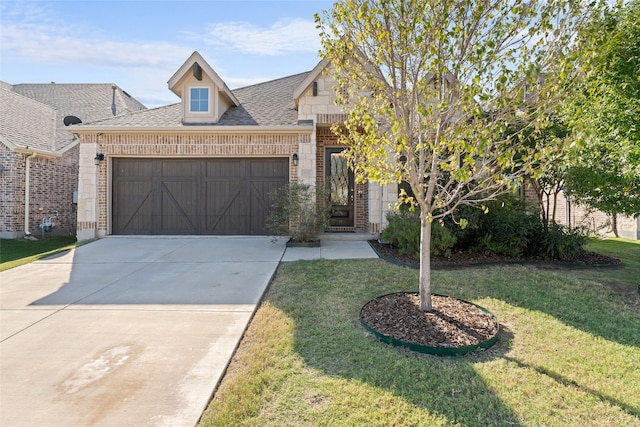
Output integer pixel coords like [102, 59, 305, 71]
[325, 148, 355, 227]
[112, 158, 288, 235]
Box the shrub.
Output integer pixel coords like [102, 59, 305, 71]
[396, 195, 588, 260]
[382, 210, 457, 258]
[530, 222, 588, 260]
[382, 210, 420, 258]
[266, 182, 331, 242]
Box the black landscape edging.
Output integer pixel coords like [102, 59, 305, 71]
[360, 292, 499, 356]
[368, 241, 621, 270]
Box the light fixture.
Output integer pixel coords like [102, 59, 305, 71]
[94, 153, 105, 166]
[292, 153, 299, 166]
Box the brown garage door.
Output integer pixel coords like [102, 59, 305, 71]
[112, 158, 288, 235]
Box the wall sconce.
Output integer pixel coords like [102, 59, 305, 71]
[94, 153, 105, 166]
[292, 153, 299, 166]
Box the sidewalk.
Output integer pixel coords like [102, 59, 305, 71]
[281, 233, 379, 261]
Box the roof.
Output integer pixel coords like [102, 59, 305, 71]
[81, 71, 311, 128]
[0, 85, 57, 153]
[11, 83, 147, 150]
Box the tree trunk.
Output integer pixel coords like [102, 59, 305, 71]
[611, 214, 619, 237]
[419, 216, 433, 312]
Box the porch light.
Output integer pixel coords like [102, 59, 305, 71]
[292, 153, 299, 166]
[94, 153, 105, 166]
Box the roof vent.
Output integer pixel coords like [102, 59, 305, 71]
[63, 115, 82, 126]
[193, 63, 202, 81]
[111, 85, 117, 116]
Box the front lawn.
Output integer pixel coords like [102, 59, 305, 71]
[199, 238, 640, 426]
[0, 236, 78, 271]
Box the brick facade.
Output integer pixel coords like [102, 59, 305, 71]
[523, 181, 639, 239]
[0, 143, 78, 238]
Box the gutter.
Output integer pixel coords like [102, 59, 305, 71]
[23, 151, 38, 237]
[14, 147, 61, 159]
[17, 148, 62, 237]
[70, 124, 314, 136]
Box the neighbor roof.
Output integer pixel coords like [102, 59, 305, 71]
[11, 83, 147, 149]
[0, 84, 57, 153]
[81, 72, 311, 128]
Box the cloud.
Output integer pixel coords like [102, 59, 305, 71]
[198, 19, 320, 55]
[0, 22, 190, 69]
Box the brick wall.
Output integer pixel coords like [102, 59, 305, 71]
[28, 146, 79, 236]
[0, 144, 78, 238]
[0, 146, 25, 237]
[523, 181, 638, 239]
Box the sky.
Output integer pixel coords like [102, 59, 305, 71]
[0, 0, 335, 108]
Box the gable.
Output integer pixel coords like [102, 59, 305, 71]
[168, 51, 239, 124]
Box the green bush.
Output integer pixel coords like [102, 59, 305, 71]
[266, 182, 331, 242]
[382, 210, 457, 258]
[530, 222, 588, 260]
[389, 195, 588, 261]
[382, 210, 420, 258]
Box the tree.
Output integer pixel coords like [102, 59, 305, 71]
[317, 0, 585, 310]
[562, 0, 640, 234]
[507, 112, 572, 226]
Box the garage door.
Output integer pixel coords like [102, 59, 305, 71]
[112, 158, 288, 235]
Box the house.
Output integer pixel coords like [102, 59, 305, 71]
[70, 52, 398, 240]
[523, 183, 640, 240]
[0, 82, 146, 239]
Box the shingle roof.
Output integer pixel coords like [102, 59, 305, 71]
[12, 83, 147, 149]
[227, 72, 309, 125]
[81, 72, 311, 128]
[0, 85, 57, 153]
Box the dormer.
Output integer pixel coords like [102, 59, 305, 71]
[168, 51, 239, 125]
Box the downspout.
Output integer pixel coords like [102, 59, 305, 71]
[24, 151, 37, 236]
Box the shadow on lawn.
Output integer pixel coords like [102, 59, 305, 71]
[269, 260, 523, 426]
[435, 265, 640, 349]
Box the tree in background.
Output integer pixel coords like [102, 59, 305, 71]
[562, 0, 640, 235]
[317, 0, 585, 310]
[506, 111, 572, 226]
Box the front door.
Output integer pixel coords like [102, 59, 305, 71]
[325, 148, 355, 227]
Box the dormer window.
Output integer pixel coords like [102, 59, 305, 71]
[190, 87, 209, 113]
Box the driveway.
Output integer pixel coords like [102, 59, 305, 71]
[0, 236, 286, 426]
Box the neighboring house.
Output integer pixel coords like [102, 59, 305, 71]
[0, 82, 146, 239]
[523, 183, 639, 240]
[71, 52, 398, 240]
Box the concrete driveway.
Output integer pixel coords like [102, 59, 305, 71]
[0, 236, 286, 427]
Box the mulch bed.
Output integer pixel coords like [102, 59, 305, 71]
[361, 240, 620, 352]
[368, 239, 621, 268]
[361, 293, 498, 348]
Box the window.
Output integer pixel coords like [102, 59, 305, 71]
[190, 87, 209, 112]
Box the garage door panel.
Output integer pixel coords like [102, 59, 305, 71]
[205, 181, 245, 234]
[250, 181, 281, 234]
[206, 159, 243, 177]
[113, 158, 288, 235]
[113, 180, 156, 234]
[160, 180, 199, 233]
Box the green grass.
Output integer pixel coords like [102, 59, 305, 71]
[200, 238, 640, 427]
[0, 235, 78, 271]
